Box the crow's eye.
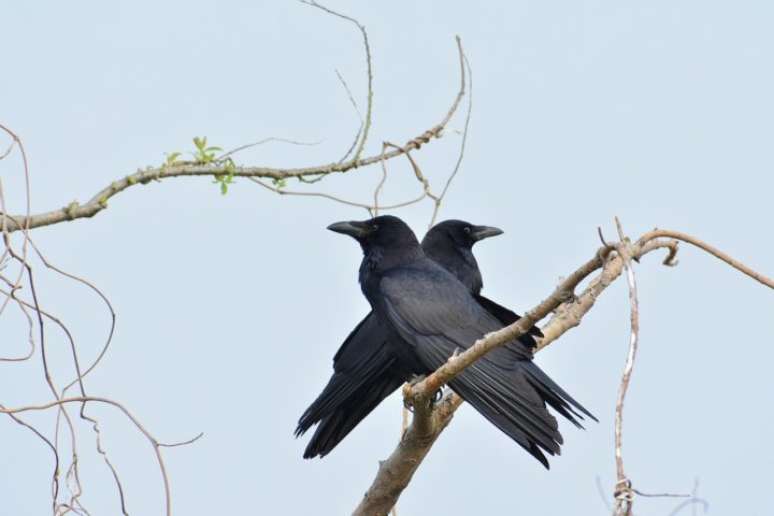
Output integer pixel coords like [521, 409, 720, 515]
[464, 226, 471, 234]
[372, 224, 379, 231]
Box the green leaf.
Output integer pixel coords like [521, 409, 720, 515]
[165, 152, 182, 166]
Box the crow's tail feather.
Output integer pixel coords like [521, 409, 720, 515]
[302, 369, 404, 458]
[521, 362, 598, 426]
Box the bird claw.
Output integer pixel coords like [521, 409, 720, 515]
[403, 376, 443, 410]
[408, 374, 426, 387]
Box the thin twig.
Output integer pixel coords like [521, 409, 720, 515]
[373, 142, 390, 215]
[637, 229, 773, 288]
[0, 397, 203, 516]
[667, 479, 709, 516]
[335, 69, 365, 164]
[612, 217, 639, 516]
[249, 177, 426, 212]
[0, 139, 14, 160]
[632, 489, 689, 498]
[595, 476, 613, 512]
[429, 50, 472, 228]
[218, 137, 321, 161]
[300, 0, 373, 162]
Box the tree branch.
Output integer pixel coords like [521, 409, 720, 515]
[637, 229, 774, 288]
[612, 218, 639, 516]
[353, 228, 772, 515]
[1, 34, 467, 234]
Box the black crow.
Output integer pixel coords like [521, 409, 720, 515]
[422, 220, 544, 341]
[297, 218, 594, 461]
[422, 220, 594, 428]
[321, 215, 592, 467]
[295, 220, 515, 458]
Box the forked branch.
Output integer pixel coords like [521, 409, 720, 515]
[354, 229, 772, 516]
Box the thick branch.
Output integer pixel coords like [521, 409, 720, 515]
[354, 228, 772, 515]
[353, 240, 626, 515]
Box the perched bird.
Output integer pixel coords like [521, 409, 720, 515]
[297, 217, 593, 464]
[422, 221, 592, 428]
[421, 220, 544, 342]
[295, 220, 521, 458]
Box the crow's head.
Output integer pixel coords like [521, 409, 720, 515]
[425, 219, 503, 250]
[327, 215, 419, 251]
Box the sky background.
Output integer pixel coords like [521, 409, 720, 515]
[1, 1, 773, 514]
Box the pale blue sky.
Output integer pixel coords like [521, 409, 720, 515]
[1, 1, 773, 514]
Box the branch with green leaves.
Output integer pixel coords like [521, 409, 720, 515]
[1, 2, 466, 234]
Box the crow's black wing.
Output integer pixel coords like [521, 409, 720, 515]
[379, 264, 561, 467]
[296, 313, 401, 455]
[331, 311, 379, 371]
[301, 365, 405, 458]
[474, 294, 544, 339]
[473, 294, 596, 424]
[474, 294, 597, 428]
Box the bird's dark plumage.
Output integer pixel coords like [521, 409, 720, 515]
[422, 220, 544, 341]
[296, 216, 594, 464]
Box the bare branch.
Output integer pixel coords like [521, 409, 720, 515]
[354, 226, 772, 514]
[0, 139, 14, 161]
[612, 217, 639, 516]
[1, 35, 468, 234]
[300, 0, 373, 162]
[335, 70, 366, 164]
[0, 396, 202, 516]
[373, 142, 391, 216]
[249, 177, 425, 213]
[638, 228, 773, 289]
[429, 50, 472, 228]
[217, 137, 322, 161]
[632, 489, 689, 498]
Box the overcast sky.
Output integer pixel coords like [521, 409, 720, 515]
[1, 1, 773, 515]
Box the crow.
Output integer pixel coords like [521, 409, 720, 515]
[296, 220, 518, 458]
[423, 221, 594, 429]
[321, 215, 594, 467]
[296, 218, 593, 462]
[421, 220, 544, 342]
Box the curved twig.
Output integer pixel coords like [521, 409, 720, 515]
[637, 229, 773, 288]
[300, 0, 373, 162]
[429, 49, 472, 228]
[0, 396, 203, 516]
[218, 137, 322, 161]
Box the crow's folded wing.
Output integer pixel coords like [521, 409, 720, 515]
[297, 313, 396, 441]
[380, 266, 562, 467]
[473, 294, 544, 339]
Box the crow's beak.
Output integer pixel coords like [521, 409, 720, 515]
[470, 225, 504, 242]
[327, 220, 370, 239]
